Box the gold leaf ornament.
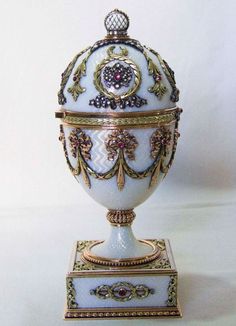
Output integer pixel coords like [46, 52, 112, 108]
[57, 47, 91, 105]
[67, 50, 91, 101]
[144, 51, 167, 99]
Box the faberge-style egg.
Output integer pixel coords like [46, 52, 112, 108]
[56, 8, 181, 212]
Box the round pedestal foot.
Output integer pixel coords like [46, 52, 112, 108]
[82, 239, 161, 267]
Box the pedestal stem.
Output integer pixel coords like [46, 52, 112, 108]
[89, 209, 154, 259]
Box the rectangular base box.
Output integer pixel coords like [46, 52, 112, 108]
[64, 239, 182, 320]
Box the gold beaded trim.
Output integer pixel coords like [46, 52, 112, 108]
[82, 240, 161, 267]
[106, 209, 135, 226]
[64, 306, 182, 319]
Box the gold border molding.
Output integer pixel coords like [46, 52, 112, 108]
[72, 239, 172, 273]
[64, 303, 182, 319]
[55, 107, 181, 129]
[82, 240, 161, 267]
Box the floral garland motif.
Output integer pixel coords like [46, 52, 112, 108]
[59, 125, 75, 173]
[67, 50, 92, 101]
[59, 122, 180, 190]
[68, 129, 92, 160]
[149, 127, 179, 187]
[105, 130, 138, 161]
[150, 127, 172, 159]
[162, 129, 180, 174]
[143, 51, 167, 99]
[58, 47, 90, 105]
[90, 282, 155, 302]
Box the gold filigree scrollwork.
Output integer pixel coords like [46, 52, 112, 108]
[167, 276, 177, 306]
[90, 282, 154, 302]
[143, 51, 167, 99]
[94, 46, 142, 101]
[73, 261, 95, 271]
[76, 240, 92, 253]
[58, 47, 90, 105]
[148, 258, 171, 269]
[66, 278, 78, 309]
[67, 50, 92, 101]
[73, 241, 96, 271]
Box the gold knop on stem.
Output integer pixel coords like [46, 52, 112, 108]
[107, 209, 136, 226]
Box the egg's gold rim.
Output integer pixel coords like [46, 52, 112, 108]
[55, 106, 179, 118]
[55, 107, 182, 129]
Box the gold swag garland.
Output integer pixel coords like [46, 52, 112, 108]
[59, 125, 180, 190]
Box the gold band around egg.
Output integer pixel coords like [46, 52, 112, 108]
[55, 107, 181, 129]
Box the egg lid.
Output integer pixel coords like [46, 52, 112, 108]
[56, 9, 180, 124]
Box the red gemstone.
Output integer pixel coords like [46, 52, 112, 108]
[118, 288, 127, 297]
[114, 72, 121, 81]
[118, 142, 125, 148]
